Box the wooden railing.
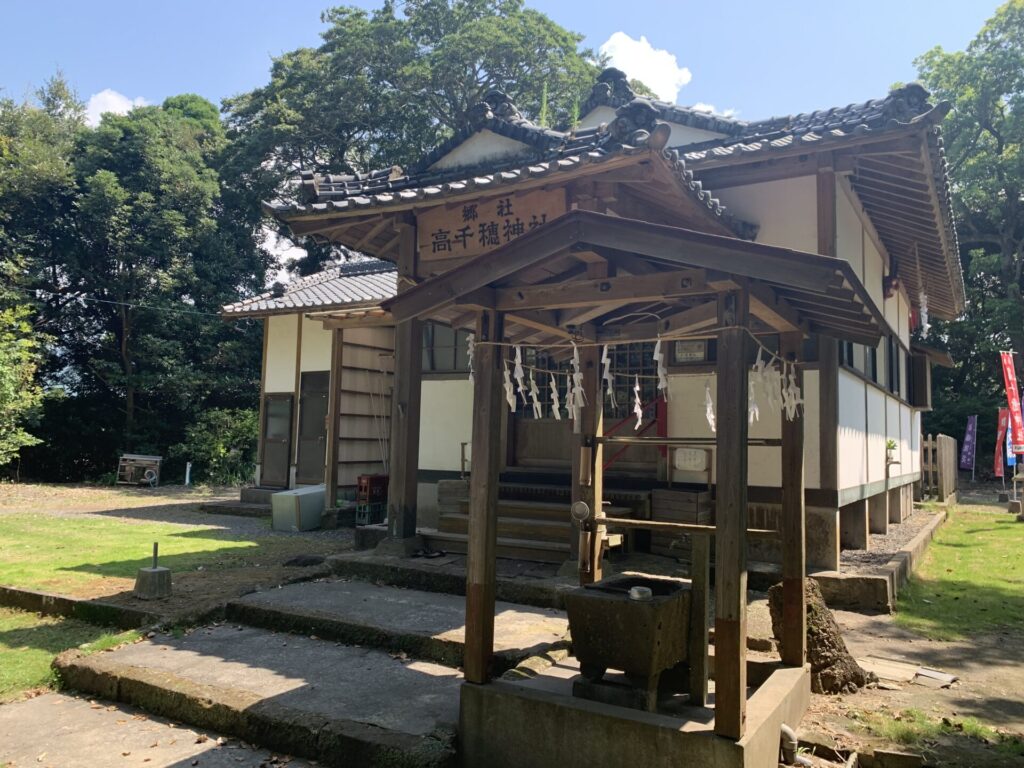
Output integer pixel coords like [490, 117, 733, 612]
[602, 397, 665, 472]
[919, 433, 958, 502]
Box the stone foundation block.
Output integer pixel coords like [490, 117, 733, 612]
[868, 492, 888, 535]
[839, 500, 869, 551]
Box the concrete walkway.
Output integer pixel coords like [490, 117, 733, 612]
[55, 626, 461, 767]
[227, 579, 569, 670]
[0, 692, 314, 768]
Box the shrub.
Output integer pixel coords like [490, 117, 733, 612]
[170, 408, 258, 486]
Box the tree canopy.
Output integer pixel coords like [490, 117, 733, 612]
[916, 0, 1024, 458]
[222, 0, 600, 274]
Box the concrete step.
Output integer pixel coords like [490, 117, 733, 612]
[439, 512, 572, 542]
[226, 580, 568, 673]
[420, 530, 569, 563]
[54, 626, 460, 768]
[199, 500, 271, 517]
[240, 486, 278, 504]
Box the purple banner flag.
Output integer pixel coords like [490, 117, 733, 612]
[960, 414, 977, 470]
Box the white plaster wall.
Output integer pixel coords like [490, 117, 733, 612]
[429, 130, 531, 171]
[419, 378, 473, 471]
[866, 387, 887, 484]
[265, 314, 298, 393]
[864, 237, 885, 312]
[716, 176, 817, 253]
[577, 105, 617, 130]
[836, 185, 864, 281]
[898, 291, 910, 348]
[666, 123, 729, 147]
[886, 397, 902, 471]
[900, 403, 913, 472]
[300, 316, 332, 373]
[838, 369, 867, 490]
[665, 371, 820, 489]
[910, 411, 921, 473]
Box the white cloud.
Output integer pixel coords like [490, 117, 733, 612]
[85, 89, 148, 127]
[599, 32, 691, 103]
[692, 102, 739, 119]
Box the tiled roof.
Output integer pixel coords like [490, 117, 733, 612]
[221, 259, 397, 317]
[266, 90, 749, 237]
[679, 83, 947, 163]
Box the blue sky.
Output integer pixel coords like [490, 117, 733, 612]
[1, 1, 1001, 124]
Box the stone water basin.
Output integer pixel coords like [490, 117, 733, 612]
[564, 575, 691, 687]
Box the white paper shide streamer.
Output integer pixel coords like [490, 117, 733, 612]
[919, 289, 930, 339]
[653, 337, 669, 401]
[632, 376, 643, 430]
[570, 342, 586, 423]
[601, 345, 617, 410]
[466, 333, 475, 384]
[549, 374, 561, 421]
[704, 378, 716, 433]
[502, 362, 516, 412]
[529, 372, 543, 419]
[513, 345, 527, 404]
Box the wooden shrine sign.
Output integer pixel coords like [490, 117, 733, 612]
[417, 188, 567, 261]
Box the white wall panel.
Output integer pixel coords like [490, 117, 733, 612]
[419, 379, 473, 471]
[265, 314, 298, 393]
[838, 369, 867, 490]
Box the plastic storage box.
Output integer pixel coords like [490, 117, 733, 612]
[271, 485, 325, 531]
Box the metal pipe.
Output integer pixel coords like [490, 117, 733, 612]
[779, 723, 812, 767]
[595, 436, 782, 447]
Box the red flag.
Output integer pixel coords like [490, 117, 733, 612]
[996, 407, 1009, 477]
[1000, 352, 1024, 451]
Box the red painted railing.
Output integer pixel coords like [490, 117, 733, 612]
[602, 397, 667, 472]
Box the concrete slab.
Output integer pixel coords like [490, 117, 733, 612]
[55, 626, 460, 767]
[227, 579, 568, 672]
[0, 692, 314, 768]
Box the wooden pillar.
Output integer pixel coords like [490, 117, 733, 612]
[325, 328, 343, 508]
[386, 224, 422, 541]
[714, 290, 749, 740]
[573, 343, 604, 585]
[688, 533, 710, 706]
[817, 157, 839, 495]
[386, 318, 422, 539]
[779, 332, 806, 668]
[464, 310, 504, 684]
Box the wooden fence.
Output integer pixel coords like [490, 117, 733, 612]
[919, 433, 958, 502]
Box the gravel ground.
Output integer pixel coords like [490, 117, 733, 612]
[839, 507, 936, 573]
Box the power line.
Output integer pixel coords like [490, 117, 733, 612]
[77, 296, 228, 318]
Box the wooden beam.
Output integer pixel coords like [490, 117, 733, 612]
[493, 269, 708, 312]
[779, 332, 806, 668]
[747, 282, 805, 334]
[464, 310, 504, 684]
[596, 300, 717, 342]
[688, 533, 710, 707]
[695, 156, 817, 191]
[353, 218, 393, 251]
[325, 329, 344, 508]
[508, 309, 574, 339]
[713, 290, 749, 740]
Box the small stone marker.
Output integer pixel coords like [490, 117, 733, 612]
[1009, 499, 1022, 516]
[133, 542, 172, 600]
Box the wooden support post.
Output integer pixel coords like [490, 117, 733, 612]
[714, 290, 749, 740]
[573, 343, 604, 585]
[816, 157, 839, 494]
[325, 328, 343, 508]
[386, 223, 422, 542]
[688, 533, 710, 707]
[779, 332, 806, 668]
[386, 318, 422, 540]
[464, 310, 504, 684]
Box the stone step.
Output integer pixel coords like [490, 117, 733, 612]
[54, 625, 460, 768]
[439, 512, 572, 542]
[420, 530, 569, 563]
[199, 500, 271, 517]
[240, 486, 278, 504]
[226, 580, 568, 673]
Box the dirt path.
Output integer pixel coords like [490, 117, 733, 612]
[804, 608, 1024, 766]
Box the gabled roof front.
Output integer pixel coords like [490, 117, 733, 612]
[221, 259, 397, 318]
[267, 89, 750, 240]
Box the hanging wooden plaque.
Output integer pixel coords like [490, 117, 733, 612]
[416, 188, 567, 261]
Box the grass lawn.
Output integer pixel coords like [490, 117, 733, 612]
[0, 511, 268, 596]
[0, 607, 139, 702]
[895, 504, 1024, 640]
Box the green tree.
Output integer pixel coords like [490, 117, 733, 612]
[915, 1, 1024, 462]
[0, 263, 44, 468]
[222, 0, 600, 273]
